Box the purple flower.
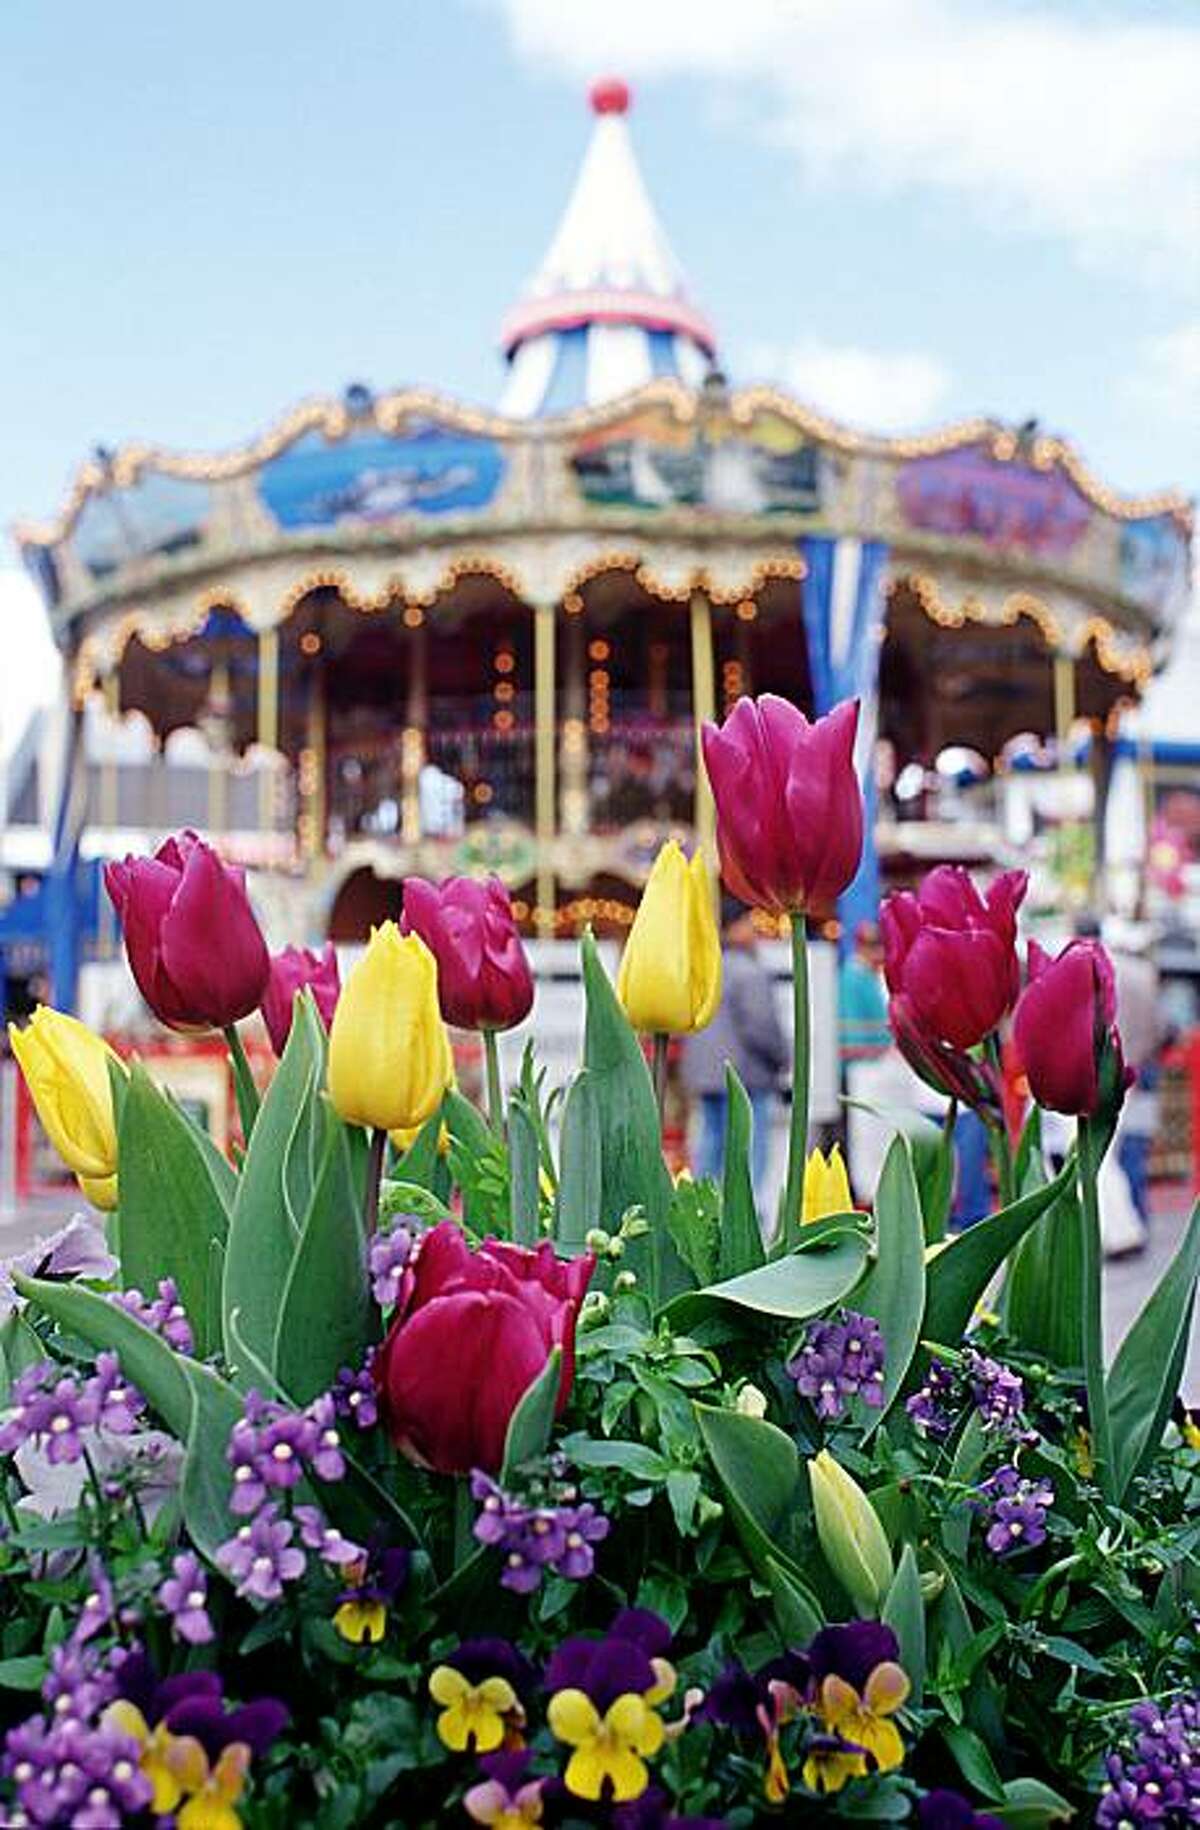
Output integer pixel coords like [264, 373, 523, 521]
[3, 1713, 151, 1828]
[918, 1789, 1006, 1828]
[368, 1222, 417, 1309]
[554, 1503, 610, 1580]
[788, 1309, 885, 1421]
[544, 1612, 670, 1713]
[157, 1552, 214, 1646]
[257, 1411, 314, 1490]
[217, 1504, 306, 1602]
[305, 1393, 346, 1482]
[469, 1468, 609, 1593]
[333, 1361, 378, 1431]
[1096, 1692, 1200, 1824]
[906, 1356, 961, 1438]
[87, 1355, 143, 1436]
[38, 1378, 96, 1465]
[978, 1465, 1054, 1556]
[295, 1505, 364, 1568]
[111, 1277, 194, 1354]
[965, 1350, 1026, 1436]
[71, 1560, 115, 1650]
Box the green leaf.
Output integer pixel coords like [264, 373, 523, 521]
[391, 1109, 444, 1195]
[379, 1181, 453, 1224]
[579, 930, 686, 1305]
[558, 1435, 670, 1481]
[443, 1089, 496, 1229]
[665, 1177, 721, 1287]
[764, 1556, 823, 1642]
[502, 1348, 562, 1481]
[12, 1274, 240, 1562]
[718, 1066, 766, 1279]
[222, 1006, 324, 1375]
[666, 1226, 869, 1332]
[273, 1117, 374, 1403]
[1004, 1177, 1084, 1367]
[116, 1062, 232, 1356]
[693, 1403, 814, 1594]
[882, 1542, 926, 1705]
[554, 1071, 603, 1250]
[940, 1723, 1006, 1801]
[853, 1135, 926, 1428]
[1107, 1196, 1200, 1501]
[923, 1158, 1075, 1348]
[993, 1777, 1073, 1827]
[508, 1097, 541, 1247]
[666, 1468, 702, 1536]
[0, 1310, 45, 1405]
[0, 1656, 48, 1691]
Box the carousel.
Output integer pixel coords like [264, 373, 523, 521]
[13, 78, 1193, 1004]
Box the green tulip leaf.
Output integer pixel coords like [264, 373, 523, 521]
[281, 994, 332, 1234]
[764, 1555, 824, 1643]
[718, 1066, 766, 1280]
[922, 1158, 1075, 1349]
[1107, 1196, 1200, 1501]
[12, 1274, 240, 1563]
[273, 1116, 375, 1404]
[554, 1071, 603, 1250]
[222, 1001, 325, 1376]
[852, 1134, 927, 1430]
[502, 1347, 563, 1482]
[665, 1225, 869, 1333]
[508, 1095, 541, 1247]
[1004, 1173, 1084, 1368]
[0, 1310, 46, 1406]
[115, 1063, 233, 1358]
[883, 1542, 926, 1705]
[579, 930, 688, 1305]
[993, 1777, 1074, 1827]
[693, 1403, 812, 1588]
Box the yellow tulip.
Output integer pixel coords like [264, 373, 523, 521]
[617, 842, 721, 1035]
[809, 1448, 894, 1615]
[802, 1144, 853, 1224]
[8, 1008, 125, 1209]
[329, 924, 452, 1133]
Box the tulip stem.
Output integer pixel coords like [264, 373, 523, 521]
[483, 1029, 504, 1135]
[363, 1126, 387, 1242]
[780, 913, 811, 1252]
[652, 1033, 669, 1127]
[1077, 1116, 1116, 1505]
[223, 1024, 260, 1143]
[926, 1098, 957, 1245]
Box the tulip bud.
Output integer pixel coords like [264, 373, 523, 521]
[701, 695, 862, 914]
[617, 842, 721, 1034]
[104, 830, 269, 1031]
[802, 1144, 853, 1224]
[809, 1448, 894, 1615]
[9, 1009, 126, 1210]
[402, 875, 533, 1032]
[735, 1383, 769, 1419]
[881, 866, 1027, 1052]
[260, 943, 340, 1057]
[328, 924, 453, 1133]
[1012, 937, 1130, 1118]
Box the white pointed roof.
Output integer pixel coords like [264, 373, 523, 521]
[499, 79, 716, 379]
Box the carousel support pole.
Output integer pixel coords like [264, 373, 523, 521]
[99, 673, 120, 834]
[401, 612, 428, 846]
[256, 629, 279, 840]
[1053, 650, 1076, 759]
[207, 660, 230, 837]
[534, 600, 557, 937]
[689, 587, 717, 876]
[560, 610, 588, 837]
[303, 660, 327, 861]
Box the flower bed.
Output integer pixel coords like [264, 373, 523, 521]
[3, 695, 1198, 1828]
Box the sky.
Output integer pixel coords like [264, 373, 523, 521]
[1, 0, 1197, 745]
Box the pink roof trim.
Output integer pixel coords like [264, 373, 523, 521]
[500, 288, 717, 356]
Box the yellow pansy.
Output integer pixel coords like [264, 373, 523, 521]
[8, 1007, 125, 1210]
[101, 1701, 206, 1816]
[334, 1598, 387, 1644]
[1182, 1414, 1200, 1452]
[547, 1688, 664, 1802]
[617, 842, 721, 1035]
[800, 1734, 868, 1794]
[329, 924, 452, 1133]
[429, 1665, 518, 1753]
[816, 1662, 910, 1774]
[177, 1743, 252, 1830]
[802, 1144, 852, 1224]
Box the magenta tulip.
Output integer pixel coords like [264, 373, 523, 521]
[881, 867, 1027, 1052]
[888, 992, 1000, 1115]
[260, 943, 341, 1057]
[1012, 938, 1127, 1118]
[373, 1223, 595, 1474]
[700, 695, 863, 913]
[104, 831, 269, 1032]
[401, 876, 534, 1031]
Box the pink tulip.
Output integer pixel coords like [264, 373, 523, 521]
[888, 992, 1001, 1115]
[260, 943, 341, 1057]
[104, 831, 269, 1031]
[401, 876, 534, 1031]
[701, 695, 863, 913]
[881, 867, 1027, 1052]
[373, 1223, 594, 1474]
[1012, 938, 1127, 1117]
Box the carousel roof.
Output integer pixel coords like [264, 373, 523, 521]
[498, 79, 717, 418]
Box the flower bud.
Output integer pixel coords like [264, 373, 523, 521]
[402, 875, 533, 1032]
[9, 1009, 126, 1210]
[802, 1144, 853, 1224]
[328, 924, 452, 1133]
[616, 841, 720, 1034]
[809, 1448, 894, 1616]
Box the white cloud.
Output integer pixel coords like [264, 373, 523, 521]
[743, 337, 952, 431]
[1129, 321, 1200, 424]
[0, 568, 60, 760]
[491, 0, 1200, 282]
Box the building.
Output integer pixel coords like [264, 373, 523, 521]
[7, 79, 1193, 1014]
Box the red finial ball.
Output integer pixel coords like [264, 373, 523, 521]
[589, 76, 631, 115]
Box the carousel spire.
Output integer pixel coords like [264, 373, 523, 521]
[498, 78, 718, 417]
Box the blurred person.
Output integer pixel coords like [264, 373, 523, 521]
[682, 903, 787, 1193]
[837, 920, 890, 1074]
[1107, 916, 1166, 1244]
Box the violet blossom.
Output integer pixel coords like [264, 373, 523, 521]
[1096, 1692, 1200, 1825]
[368, 1221, 418, 1309]
[110, 1277, 194, 1354]
[295, 1504, 364, 1569]
[471, 1469, 609, 1593]
[977, 1464, 1054, 1556]
[333, 1360, 378, 1430]
[157, 1551, 214, 1646]
[787, 1309, 885, 1422]
[217, 1504, 306, 1603]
